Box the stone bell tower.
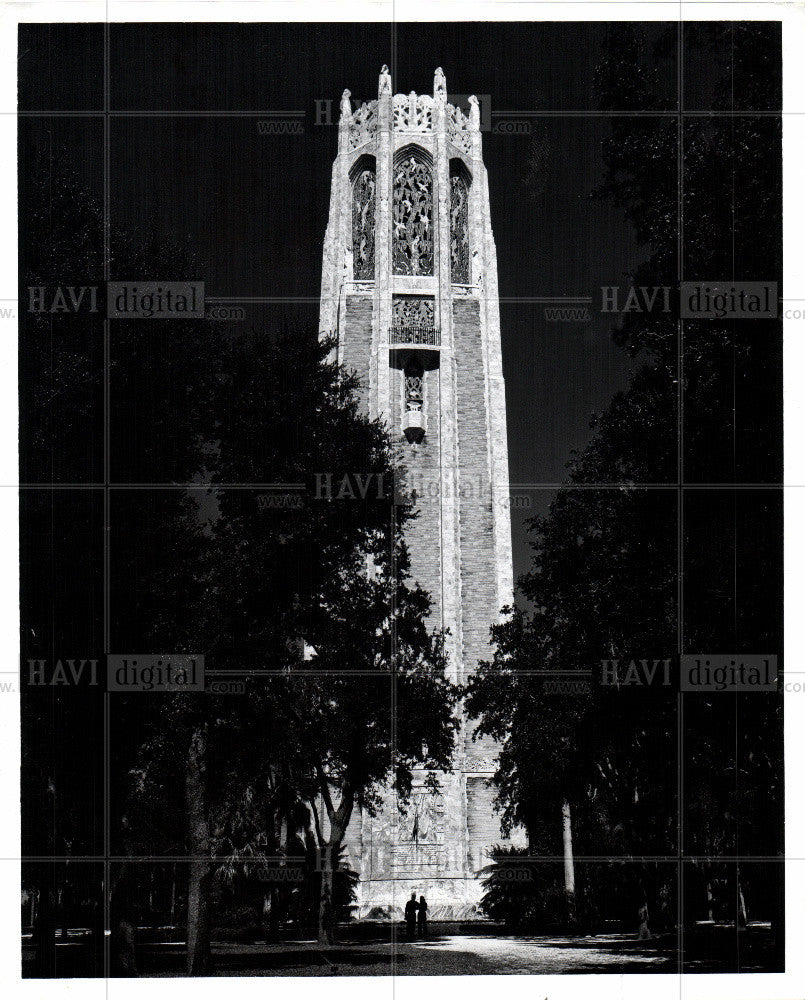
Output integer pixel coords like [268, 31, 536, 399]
[319, 67, 519, 919]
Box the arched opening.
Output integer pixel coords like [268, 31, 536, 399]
[404, 355, 425, 413]
[351, 155, 376, 280]
[449, 160, 471, 283]
[393, 146, 433, 276]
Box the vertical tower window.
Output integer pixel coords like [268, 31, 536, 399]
[450, 171, 470, 283]
[352, 167, 376, 279]
[393, 154, 433, 276]
[404, 357, 424, 412]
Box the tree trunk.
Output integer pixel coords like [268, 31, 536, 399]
[170, 864, 177, 924]
[32, 883, 56, 977]
[562, 799, 577, 928]
[638, 902, 651, 939]
[768, 860, 784, 968]
[318, 845, 336, 946]
[112, 919, 138, 976]
[264, 887, 280, 942]
[737, 877, 747, 927]
[33, 776, 57, 977]
[110, 861, 140, 976]
[186, 864, 211, 975]
[315, 785, 354, 945]
[185, 725, 212, 976]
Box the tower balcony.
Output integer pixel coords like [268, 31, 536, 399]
[388, 324, 441, 347]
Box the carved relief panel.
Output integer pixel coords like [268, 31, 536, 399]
[392, 155, 433, 276]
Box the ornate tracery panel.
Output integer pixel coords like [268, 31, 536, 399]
[450, 173, 470, 283]
[348, 100, 377, 150]
[390, 297, 437, 345]
[393, 297, 434, 329]
[392, 155, 433, 276]
[404, 357, 424, 413]
[352, 167, 376, 279]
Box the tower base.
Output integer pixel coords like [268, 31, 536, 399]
[356, 876, 487, 921]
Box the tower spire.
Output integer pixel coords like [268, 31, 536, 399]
[378, 64, 391, 96]
[434, 67, 446, 101]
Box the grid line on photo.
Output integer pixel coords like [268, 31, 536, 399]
[10, 852, 794, 862]
[11, 481, 794, 487]
[390, 503, 400, 977]
[16, 109, 796, 116]
[677, 13, 685, 982]
[102, 15, 111, 991]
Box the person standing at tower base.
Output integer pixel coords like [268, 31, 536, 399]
[417, 895, 429, 939]
[405, 892, 418, 940]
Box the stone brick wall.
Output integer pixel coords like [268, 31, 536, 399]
[394, 360, 443, 630]
[466, 776, 504, 865]
[454, 299, 497, 682]
[453, 298, 505, 782]
[341, 295, 373, 411]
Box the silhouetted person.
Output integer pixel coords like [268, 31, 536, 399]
[404, 892, 417, 940]
[417, 895, 428, 939]
[638, 902, 651, 940]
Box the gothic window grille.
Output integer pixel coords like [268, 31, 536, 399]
[352, 168, 376, 280]
[450, 173, 470, 283]
[404, 358, 424, 413]
[393, 155, 433, 276]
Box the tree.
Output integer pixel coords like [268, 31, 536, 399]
[110, 324, 458, 960]
[594, 23, 783, 948]
[189, 328, 458, 945]
[561, 799, 576, 926]
[277, 545, 457, 944]
[25, 122, 458, 976]
[468, 24, 782, 949]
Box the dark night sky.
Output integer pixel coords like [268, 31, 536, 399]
[18, 21, 770, 583]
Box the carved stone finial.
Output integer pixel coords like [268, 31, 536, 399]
[408, 90, 418, 124]
[468, 94, 480, 129]
[434, 67, 446, 101]
[379, 65, 392, 96]
[340, 89, 352, 119]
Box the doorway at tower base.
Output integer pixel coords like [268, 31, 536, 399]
[356, 877, 488, 921]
